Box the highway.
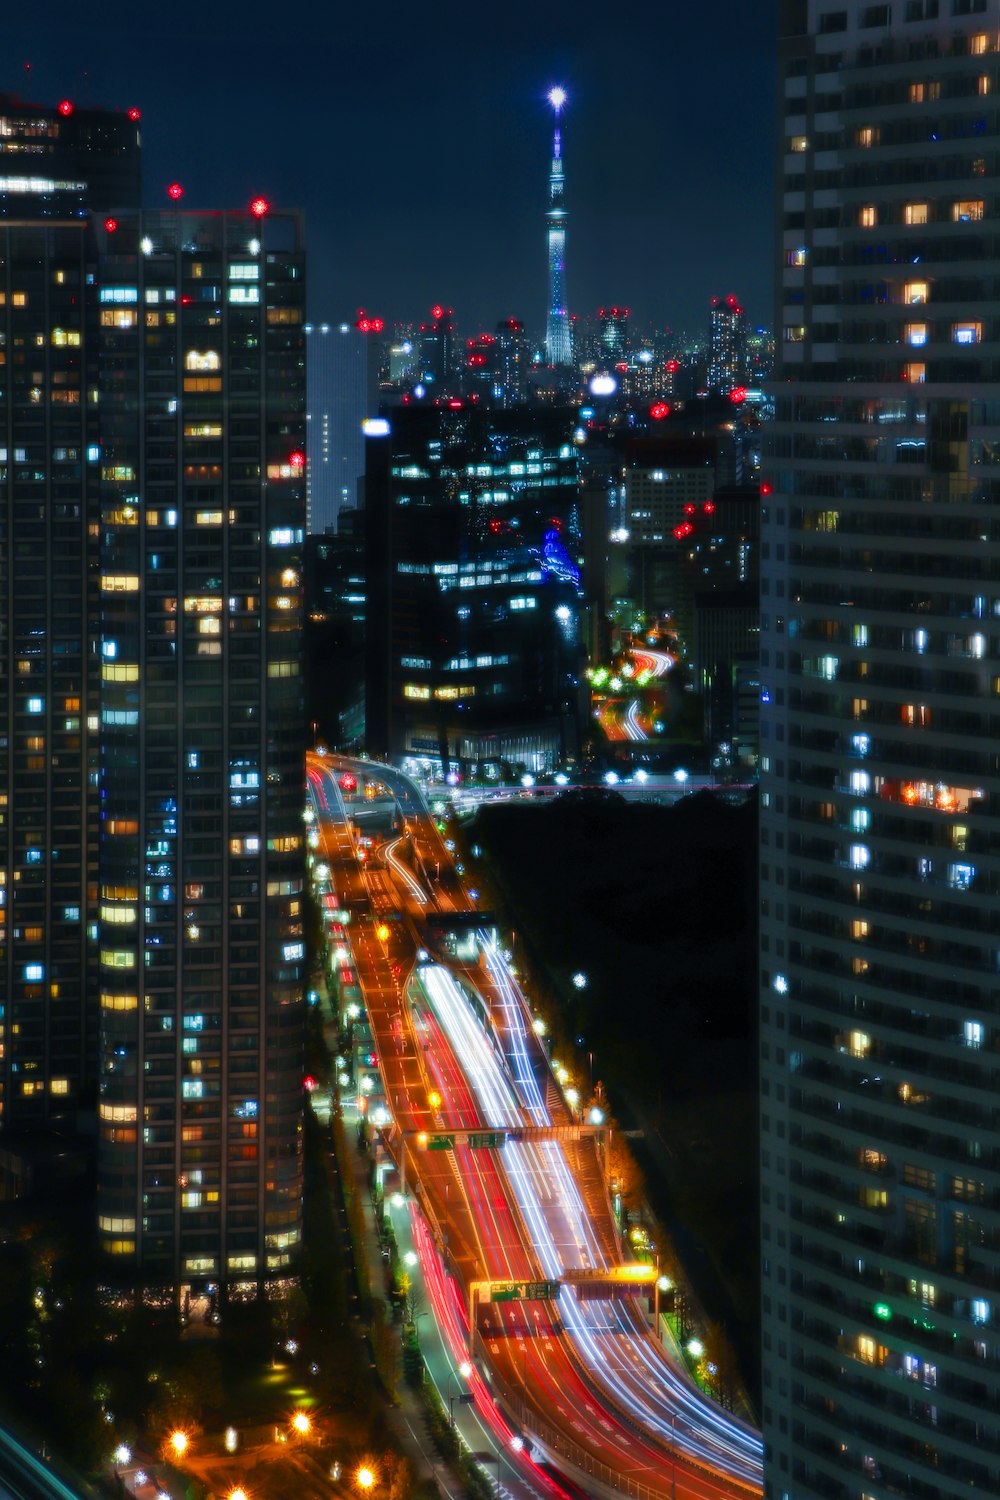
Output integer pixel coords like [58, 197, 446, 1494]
[306, 751, 762, 1500]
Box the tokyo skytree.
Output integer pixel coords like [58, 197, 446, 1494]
[545, 87, 572, 368]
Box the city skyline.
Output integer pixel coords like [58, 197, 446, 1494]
[7, 0, 778, 336]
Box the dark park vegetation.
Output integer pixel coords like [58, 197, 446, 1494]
[468, 787, 761, 1407]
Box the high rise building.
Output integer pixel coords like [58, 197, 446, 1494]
[304, 317, 379, 534]
[365, 404, 585, 775]
[761, 4, 1000, 1497]
[545, 89, 572, 369]
[0, 93, 141, 1133]
[95, 209, 306, 1299]
[707, 294, 747, 395]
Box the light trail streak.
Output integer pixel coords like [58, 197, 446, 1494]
[624, 698, 648, 741]
[429, 947, 763, 1486]
[384, 835, 429, 905]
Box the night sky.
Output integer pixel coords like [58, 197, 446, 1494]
[11, 1, 778, 340]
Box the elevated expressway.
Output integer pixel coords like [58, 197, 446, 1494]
[306, 753, 762, 1500]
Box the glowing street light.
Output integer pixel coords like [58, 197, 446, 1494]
[170, 1430, 188, 1458]
[224, 1427, 239, 1454]
[687, 1338, 705, 1358]
[356, 1465, 376, 1491]
[229, 1489, 249, 1500]
[291, 1411, 311, 1436]
[113, 1444, 131, 1467]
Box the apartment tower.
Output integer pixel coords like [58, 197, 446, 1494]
[95, 209, 306, 1300]
[761, 3, 1000, 1496]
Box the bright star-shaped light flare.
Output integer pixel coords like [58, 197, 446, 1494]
[548, 87, 567, 113]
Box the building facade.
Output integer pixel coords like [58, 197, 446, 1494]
[0, 94, 140, 1133]
[708, 294, 748, 395]
[365, 404, 585, 774]
[95, 210, 306, 1297]
[761, 3, 1000, 1497]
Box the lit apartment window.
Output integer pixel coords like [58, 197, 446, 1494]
[909, 82, 925, 102]
[905, 322, 929, 346]
[953, 199, 984, 221]
[978, 73, 991, 95]
[786, 247, 808, 267]
[784, 325, 806, 342]
[856, 125, 880, 147]
[903, 280, 929, 304]
[970, 33, 989, 55]
[859, 204, 878, 227]
[953, 321, 982, 344]
[904, 201, 929, 225]
[904, 362, 927, 383]
[790, 135, 809, 152]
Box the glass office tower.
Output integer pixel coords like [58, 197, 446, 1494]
[95, 211, 306, 1299]
[761, 4, 1000, 1497]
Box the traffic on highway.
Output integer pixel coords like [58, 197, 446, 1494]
[306, 750, 762, 1500]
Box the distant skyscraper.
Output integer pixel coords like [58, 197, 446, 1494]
[0, 93, 141, 1133]
[707, 294, 747, 395]
[304, 317, 379, 533]
[545, 89, 572, 368]
[762, 4, 1000, 1497]
[95, 209, 306, 1299]
[365, 404, 584, 774]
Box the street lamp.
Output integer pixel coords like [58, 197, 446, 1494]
[169, 1431, 188, 1458]
[291, 1410, 311, 1436]
[356, 1465, 376, 1492]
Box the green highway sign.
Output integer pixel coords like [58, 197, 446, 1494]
[428, 1134, 455, 1150]
[467, 1131, 506, 1149]
[490, 1281, 560, 1303]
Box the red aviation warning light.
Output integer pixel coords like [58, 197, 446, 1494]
[167, 181, 184, 201]
[730, 386, 748, 404]
[127, 107, 141, 122]
[58, 99, 73, 117]
[104, 217, 118, 234]
[250, 195, 269, 218]
[339, 772, 357, 793]
[650, 402, 671, 420]
[431, 304, 445, 320]
[288, 450, 306, 470]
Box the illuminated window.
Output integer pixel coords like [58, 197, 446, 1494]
[953, 199, 984, 222]
[903, 280, 929, 304]
[850, 844, 870, 870]
[100, 308, 136, 328]
[904, 202, 929, 225]
[963, 1020, 984, 1048]
[789, 135, 809, 151]
[183, 376, 222, 392]
[786, 247, 808, 267]
[979, 73, 991, 95]
[852, 919, 870, 940]
[849, 1029, 872, 1057]
[902, 703, 932, 726]
[953, 321, 982, 344]
[100, 992, 137, 1011]
[859, 204, 878, 227]
[184, 348, 221, 372]
[784, 325, 806, 342]
[909, 82, 925, 103]
[905, 362, 926, 383]
[856, 125, 880, 147]
[970, 33, 989, 55]
[905, 322, 928, 346]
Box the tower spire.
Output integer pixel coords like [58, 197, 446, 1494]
[545, 87, 572, 368]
